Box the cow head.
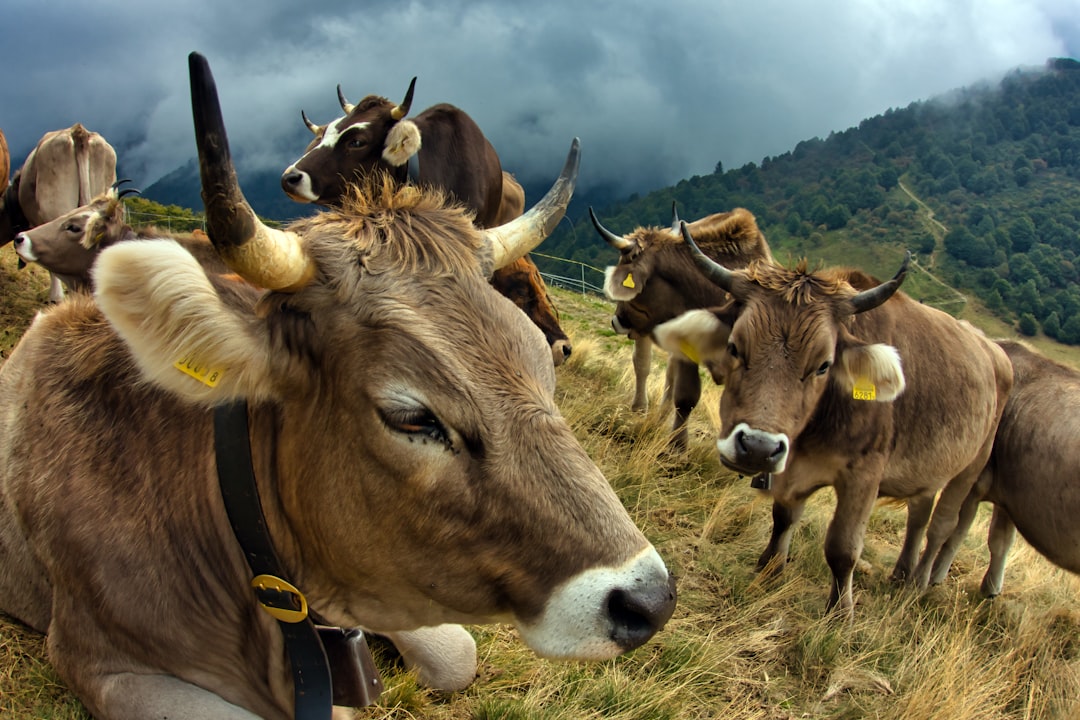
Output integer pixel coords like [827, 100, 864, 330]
[94, 53, 675, 659]
[281, 78, 420, 205]
[12, 183, 138, 291]
[653, 226, 910, 476]
[592, 205, 772, 342]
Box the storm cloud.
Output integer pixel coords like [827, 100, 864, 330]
[3, 0, 1078, 198]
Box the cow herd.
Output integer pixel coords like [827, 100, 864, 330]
[0, 52, 1076, 719]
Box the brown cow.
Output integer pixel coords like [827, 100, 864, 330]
[0, 123, 117, 302]
[591, 206, 773, 449]
[653, 233, 1012, 616]
[0, 128, 9, 193]
[281, 79, 572, 366]
[0, 53, 676, 719]
[929, 340, 1080, 597]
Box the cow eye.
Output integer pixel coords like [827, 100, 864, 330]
[347, 137, 368, 149]
[815, 360, 832, 376]
[381, 407, 451, 446]
[727, 342, 739, 360]
[64, 222, 82, 233]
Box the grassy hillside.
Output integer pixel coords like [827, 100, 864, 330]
[2, 265, 1079, 718]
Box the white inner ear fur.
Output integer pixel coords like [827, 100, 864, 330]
[652, 309, 724, 365]
[383, 120, 422, 166]
[93, 240, 275, 406]
[837, 343, 906, 402]
[603, 266, 641, 301]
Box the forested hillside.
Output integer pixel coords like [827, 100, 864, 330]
[541, 58, 1080, 344]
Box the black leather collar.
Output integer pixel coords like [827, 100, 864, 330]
[214, 400, 382, 717]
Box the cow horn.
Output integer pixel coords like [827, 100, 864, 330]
[301, 110, 323, 135]
[485, 137, 580, 271]
[588, 208, 635, 252]
[670, 201, 680, 232]
[189, 52, 314, 291]
[849, 251, 912, 314]
[680, 221, 736, 293]
[337, 84, 355, 114]
[391, 77, 417, 121]
[117, 187, 142, 199]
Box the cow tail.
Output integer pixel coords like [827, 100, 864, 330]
[72, 123, 92, 205]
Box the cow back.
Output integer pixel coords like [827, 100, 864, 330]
[0, 128, 9, 194]
[414, 105, 503, 228]
[19, 124, 118, 225]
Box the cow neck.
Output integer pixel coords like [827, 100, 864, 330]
[214, 400, 384, 717]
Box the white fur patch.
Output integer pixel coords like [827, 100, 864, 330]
[653, 309, 724, 365]
[383, 120, 421, 166]
[603, 266, 640, 301]
[838, 343, 906, 402]
[93, 240, 274, 405]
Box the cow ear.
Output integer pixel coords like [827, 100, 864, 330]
[383, 120, 422, 167]
[836, 342, 906, 402]
[652, 309, 732, 377]
[93, 240, 277, 406]
[603, 265, 643, 301]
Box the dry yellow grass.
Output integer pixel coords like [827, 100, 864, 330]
[1, 273, 1079, 719]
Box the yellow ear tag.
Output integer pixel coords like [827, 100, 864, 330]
[174, 354, 224, 388]
[678, 340, 701, 365]
[852, 377, 877, 401]
[622, 272, 636, 289]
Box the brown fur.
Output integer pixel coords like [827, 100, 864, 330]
[656, 260, 1013, 616]
[0, 128, 9, 194]
[0, 175, 673, 719]
[599, 207, 773, 445]
[931, 340, 1080, 596]
[283, 90, 569, 364]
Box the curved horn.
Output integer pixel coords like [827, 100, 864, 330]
[680, 221, 736, 293]
[337, 84, 355, 114]
[485, 138, 580, 270]
[189, 52, 314, 291]
[117, 187, 142, 199]
[112, 178, 134, 190]
[391, 77, 417, 120]
[670, 201, 680, 232]
[301, 109, 323, 135]
[850, 251, 912, 314]
[588, 207, 634, 252]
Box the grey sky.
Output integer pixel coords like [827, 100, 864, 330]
[3, 0, 1078, 198]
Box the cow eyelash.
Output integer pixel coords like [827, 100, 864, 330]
[381, 407, 452, 448]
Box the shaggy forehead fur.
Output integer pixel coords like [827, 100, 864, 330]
[741, 259, 856, 306]
[626, 207, 764, 255]
[285, 174, 488, 278]
[81, 193, 127, 249]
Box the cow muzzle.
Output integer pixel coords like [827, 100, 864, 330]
[515, 546, 676, 660]
[281, 166, 318, 203]
[716, 422, 789, 476]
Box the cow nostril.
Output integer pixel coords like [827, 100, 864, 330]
[735, 428, 748, 454]
[606, 574, 678, 652]
[562, 345, 572, 358]
[282, 171, 302, 187]
[770, 438, 787, 460]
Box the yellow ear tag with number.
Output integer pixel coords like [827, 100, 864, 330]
[174, 354, 225, 388]
[679, 340, 701, 365]
[852, 377, 877, 401]
[622, 272, 635, 289]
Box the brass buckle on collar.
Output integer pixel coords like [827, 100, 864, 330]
[251, 574, 309, 623]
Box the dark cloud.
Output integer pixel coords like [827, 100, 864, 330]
[2, 0, 1076, 198]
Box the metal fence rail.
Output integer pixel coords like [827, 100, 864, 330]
[530, 251, 606, 296]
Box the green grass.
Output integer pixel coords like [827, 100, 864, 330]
[2, 270, 1080, 719]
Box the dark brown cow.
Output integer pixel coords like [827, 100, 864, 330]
[0, 54, 675, 719]
[0, 123, 117, 302]
[0, 128, 9, 193]
[653, 234, 1012, 616]
[930, 340, 1080, 597]
[591, 206, 773, 449]
[281, 79, 572, 366]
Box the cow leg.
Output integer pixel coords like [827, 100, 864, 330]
[84, 673, 264, 720]
[631, 337, 652, 412]
[911, 465, 986, 590]
[980, 506, 1017, 598]
[756, 499, 805, 575]
[659, 354, 675, 411]
[928, 489, 985, 586]
[824, 479, 878, 617]
[379, 624, 477, 691]
[669, 358, 700, 451]
[48, 272, 65, 303]
[889, 494, 935, 582]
